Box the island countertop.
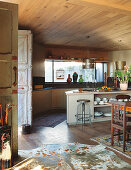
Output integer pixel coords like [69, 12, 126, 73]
[65, 89, 131, 95]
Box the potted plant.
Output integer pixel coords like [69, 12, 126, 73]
[114, 65, 131, 90]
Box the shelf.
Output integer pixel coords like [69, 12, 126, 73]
[94, 103, 112, 107]
[93, 116, 111, 122]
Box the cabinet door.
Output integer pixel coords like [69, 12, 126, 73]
[0, 1, 18, 157]
[0, 61, 12, 88]
[18, 30, 32, 126]
[0, 7, 13, 88]
[0, 8, 12, 54]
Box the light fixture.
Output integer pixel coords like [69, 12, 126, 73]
[82, 58, 95, 69]
[115, 39, 126, 70]
[115, 61, 126, 70]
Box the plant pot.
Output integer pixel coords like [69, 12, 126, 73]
[120, 81, 128, 91]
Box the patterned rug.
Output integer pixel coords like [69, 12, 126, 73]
[91, 135, 131, 158]
[10, 143, 131, 169]
[33, 112, 66, 128]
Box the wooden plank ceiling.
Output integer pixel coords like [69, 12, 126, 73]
[2, 0, 131, 50]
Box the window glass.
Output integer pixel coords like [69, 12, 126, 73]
[45, 60, 53, 82]
[96, 63, 107, 82]
[54, 61, 83, 82]
[45, 60, 106, 83]
[96, 63, 103, 82]
[104, 63, 107, 73]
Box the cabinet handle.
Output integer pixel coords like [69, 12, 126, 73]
[20, 87, 24, 90]
[13, 66, 17, 87]
[5, 103, 14, 125]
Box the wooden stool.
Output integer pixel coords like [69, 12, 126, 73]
[75, 99, 92, 125]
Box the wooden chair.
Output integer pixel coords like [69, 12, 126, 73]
[116, 95, 130, 101]
[116, 95, 131, 123]
[110, 101, 131, 152]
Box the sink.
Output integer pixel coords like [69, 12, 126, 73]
[82, 88, 96, 91]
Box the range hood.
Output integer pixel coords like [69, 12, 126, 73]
[82, 58, 95, 69]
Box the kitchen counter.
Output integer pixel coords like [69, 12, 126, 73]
[33, 82, 104, 91]
[65, 89, 131, 125]
[66, 89, 131, 95]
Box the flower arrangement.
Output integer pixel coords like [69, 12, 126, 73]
[114, 65, 131, 83]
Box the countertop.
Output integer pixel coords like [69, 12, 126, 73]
[65, 89, 131, 95]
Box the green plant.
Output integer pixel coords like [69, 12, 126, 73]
[114, 65, 131, 82]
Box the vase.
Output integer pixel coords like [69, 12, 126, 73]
[67, 74, 72, 83]
[120, 81, 128, 91]
[79, 75, 84, 83]
[73, 72, 78, 83]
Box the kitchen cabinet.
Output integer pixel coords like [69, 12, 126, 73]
[18, 30, 32, 126]
[0, 1, 18, 157]
[0, 8, 12, 54]
[32, 89, 52, 117]
[32, 88, 72, 117]
[52, 89, 71, 109]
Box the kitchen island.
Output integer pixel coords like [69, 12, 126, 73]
[65, 89, 131, 125]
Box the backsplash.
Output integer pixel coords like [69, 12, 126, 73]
[33, 77, 45, 89]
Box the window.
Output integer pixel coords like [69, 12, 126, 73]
[45, 60, 107, 83]
[45, 60, 53, 82]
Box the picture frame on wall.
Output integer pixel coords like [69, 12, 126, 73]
[56, 70, 64, 79]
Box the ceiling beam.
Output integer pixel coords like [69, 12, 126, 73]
[80, 0, 131, 12]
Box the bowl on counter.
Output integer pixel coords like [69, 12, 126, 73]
[118, 99, 123, 101]
[99, 101, 104, 105]
[95, 97, 101, 103]
[104, 112, 111, 117]
[94, 112, 103, 117]
[109, 98, 117, 102]
[102, 98, 108, 103]
[94, 101, 98, 105]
